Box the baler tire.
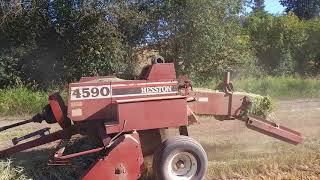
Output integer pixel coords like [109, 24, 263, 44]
[152, 136, 208, 180]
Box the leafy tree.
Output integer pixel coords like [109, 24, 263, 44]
[53, 0, 152, 81]
[280, 0, 320, 19]
[0, 0, 56, 88]
[303, 17, 320, 75]
[245, 11, 308, 75]
[149, 0, 250, 79]
[251, 0, 265, 12]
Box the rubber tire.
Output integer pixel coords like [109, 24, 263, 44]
[153, 136, 208, 180]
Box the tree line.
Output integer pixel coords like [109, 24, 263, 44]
[0, 0, 319, 89]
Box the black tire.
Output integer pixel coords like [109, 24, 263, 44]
[153, 136, 208, 180]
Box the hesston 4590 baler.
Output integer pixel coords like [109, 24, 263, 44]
[0, 56, 303, 180]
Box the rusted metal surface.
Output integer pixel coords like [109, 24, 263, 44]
[82, 132, 144, 180]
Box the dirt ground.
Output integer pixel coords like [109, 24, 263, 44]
[0, 99, 319, 179]
[189, 99, 320, 179]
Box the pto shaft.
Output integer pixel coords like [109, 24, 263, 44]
[0, 119, 34, 132]
[0, 114, 45, 132]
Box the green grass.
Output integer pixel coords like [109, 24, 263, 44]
[0, 87, 48, 116]
[196, 76, 320, 99]
[0, 87, 68, 116]
[233, 76, 320, 99]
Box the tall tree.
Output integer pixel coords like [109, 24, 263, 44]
[251, 0, 265, 12]
[280, 0, 320, 19]
[152, 0, 250, 79]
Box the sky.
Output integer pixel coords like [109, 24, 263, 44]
[265, 0, 286, 14]
[246, 0, 286, 14]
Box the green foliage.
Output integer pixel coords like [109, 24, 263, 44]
[0, 87, 47, 115]
[244, 11, 320, 76]
[0, 53, 20, 87]
[63, 12, 127, 80]
[0, 0, 319, 89]
[156, 0, 249, 78]
[0, 0, 50, 45]
[234, 76, 320, 98]
[280, 0, 320, 19]
[249, 95, 274, 118]
[250, 0, 266, 12]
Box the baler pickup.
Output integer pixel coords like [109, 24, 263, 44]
[246, 116, 303, 145]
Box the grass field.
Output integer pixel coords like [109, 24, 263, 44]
[197, 76, 320, 99]
[233, 77, 320, 99]
[0, 99, 319, 179]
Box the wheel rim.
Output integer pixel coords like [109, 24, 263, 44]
[167, 152, 198, 180]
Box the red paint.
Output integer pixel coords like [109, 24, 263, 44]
[247, 116, 304, 145]
[188, 91, 245, 117]
[82, 132, 144, 180]
[145, 63, 176, 81]
[107, 96, 188, 134]
[49, 93, 71, 129]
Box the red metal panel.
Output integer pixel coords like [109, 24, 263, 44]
[146, 63, 176, 81]
[247, 116, 304, 145]
[49, 93, 71, 129]
[188, 91, 245, 116]
[106, 96, 188, 134]
[82, 132, 144, 180]
[68, 79, 179, 123]
[68, 82, 112, 121]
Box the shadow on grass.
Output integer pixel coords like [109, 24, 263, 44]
[1, 136, 99, 180]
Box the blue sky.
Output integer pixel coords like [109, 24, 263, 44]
[265, 0, 286, 14]
[246, 0, 286, 14]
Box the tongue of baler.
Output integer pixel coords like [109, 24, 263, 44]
[246, 116, 303, 145]
[184, 72, 303, 145]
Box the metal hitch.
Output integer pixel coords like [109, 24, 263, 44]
[246, 116, 303, 145]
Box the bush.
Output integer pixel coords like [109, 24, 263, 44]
[234, 76, 320, 98]
[0, 87, 48, 116]
[0, 55, 21, 88]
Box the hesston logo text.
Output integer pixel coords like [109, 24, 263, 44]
[141, 86, 173, 94]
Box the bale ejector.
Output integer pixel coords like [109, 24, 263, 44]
[0, 56, 303, 179]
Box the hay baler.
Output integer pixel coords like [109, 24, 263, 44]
[0, 56, 303, 180]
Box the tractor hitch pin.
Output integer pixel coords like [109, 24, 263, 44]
[12, 127, 50, 145]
